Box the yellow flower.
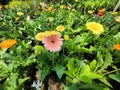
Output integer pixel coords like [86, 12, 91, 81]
[2, 22, 7, 26]
[17, 12, 24, 16]
[4, 5, 9, 8]
[86, 22, 104, 35]
[44, 31, 60, 37]
[88, 10, 94, 14]
[75, 0, 79, 2]
[72, 9, 76, 12]
[15, 17, 20, 21]
[35, 33, 45, 41]
[56, 25, 65, 32]
[60, 5, 64, 9]
[0, 5, 2, 9]
[52, 9, 56, 14]
[64, 35, 69, 41]
[47, 6, 52, 11]
[110, 12, 118, 15]
[115, 16, 120, 22]
[0, 39, 17, 49]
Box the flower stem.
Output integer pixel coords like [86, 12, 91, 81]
[52, 52, 55, 66]
[103, 68, 120, 76]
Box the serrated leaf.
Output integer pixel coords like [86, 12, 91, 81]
[67, 58, 75, 72]
[90, 59, 96, 71]
[80, 65, 92, 84]
[41, 66, 50, 80]
[80, 65, 90, 74]
[74, 35, 84, 44]
[0, 60, 9, 82]
[108, 74, 120, 83]
[53, 64, 65, 79]
[96, 51, 104, 69]
[99, 77, 112, 88]
[18, 77, 29, 86]
[80, 75, 92, 84]
[89, 73, 103, 79]
[99, 49, 113, 72]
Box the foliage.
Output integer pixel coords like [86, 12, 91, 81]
[0, 0, 120, 90]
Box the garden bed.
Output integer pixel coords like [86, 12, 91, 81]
[0, 0, 120, 90]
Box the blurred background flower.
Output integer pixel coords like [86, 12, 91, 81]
[114, 44, 120, 50]
[0, 39, 16, 49]
[86, 22, 104, 35]
[115, 16, 120, 22]
[56, 25, 65, 32]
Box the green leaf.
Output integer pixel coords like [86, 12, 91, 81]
[0, 83, 5, 90]
[89, 46, 96, 52]
[65, 71, 75, 78]
[63, 85, 70, 90]
[18, 77, 29, 87]
[69, 83, 79, 90]
[89, 73, 103, 79]
[96, 51, 104, 70]
[80, 75, 92, 84]
[99, 49, 113, 72]
[37, 51, 50, 65]
[74, 35, 84, 44]
[90, 59, 96, 71]
[63, 83, 79, 90]
[80, 65, 92, 84]
[99, 77, 112, 88]
[41, 66, 50, 80]
[108, 74, 120, 83]
[80, 83, 109, 90]
[67, 58, 75, 73]
[34, 45, 45, 55]
[23, 56, 36, 66]
[80, 65, 90, 74]
[0, 60, 10, 82]
[53, 64, 65, 79]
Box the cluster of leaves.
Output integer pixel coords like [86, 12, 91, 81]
[0, 0, 120, 90]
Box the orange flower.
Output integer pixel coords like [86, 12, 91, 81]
[15, 17, 20, 21]
[114, 44, 120, 50]
[0, 39, 17, 49]
[98, 8, 106, 13]
[98, 12, 104, 17]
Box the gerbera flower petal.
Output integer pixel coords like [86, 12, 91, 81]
[56, 25, 65, 32]
[86, 22, 104, 35]
[114, 44, 120, 50]
[115, 16, 120, 22]
[42, 34, 63, 52]
[35, 32, 44, 41]
[0, 39, 17, 49]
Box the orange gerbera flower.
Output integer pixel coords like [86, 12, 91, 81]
[98, 8, 106, 13]
[0, 39, 17, 49]
[114, 44, 120, 50]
